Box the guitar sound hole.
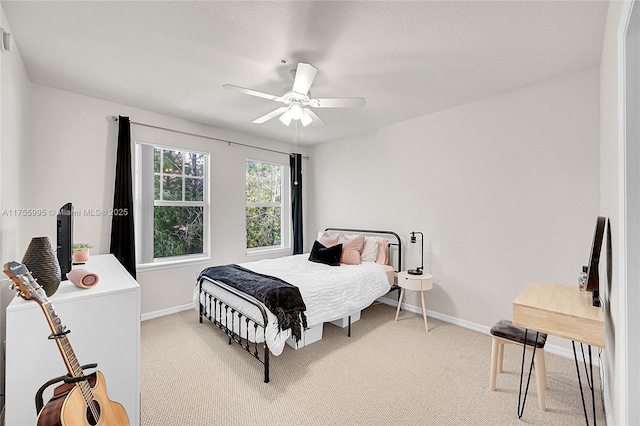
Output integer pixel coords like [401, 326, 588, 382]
[86, 400, 101, 425]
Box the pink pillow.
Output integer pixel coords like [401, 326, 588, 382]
[339, 234, 365, 265]
[375, 237, 389, 265]
[318, 231, 339, 247]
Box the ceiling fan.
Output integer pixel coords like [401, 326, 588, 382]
[223, 63, 366, 127]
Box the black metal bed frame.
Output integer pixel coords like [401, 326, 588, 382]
[197, 228, 402, 383]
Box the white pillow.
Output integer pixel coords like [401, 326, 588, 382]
[361, 236, 379, 262]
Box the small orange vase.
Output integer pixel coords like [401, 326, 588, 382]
[72, 248, 90, 263]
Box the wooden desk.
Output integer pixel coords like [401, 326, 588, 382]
[513, 281, 604, 348]
[512, 281, 605, 424]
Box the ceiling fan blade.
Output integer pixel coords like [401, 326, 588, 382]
[223, 84, 283, 102]
[304, 109, 325, 127]
[310, 97, 367, 108]
[252, 107, 289, 124]
[292, 63, 318, 95]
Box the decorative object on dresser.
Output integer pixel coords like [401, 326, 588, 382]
[22, 236, 61, 296]
[395, 271, 433, 332]
[72, 243, 93, 264]
[67, 268, 100, 289]
[3, 261, 130, 426]
[408, 231, 424, 275]
[195, 228, 402, 383]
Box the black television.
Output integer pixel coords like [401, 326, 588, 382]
[56, 202, 73, 280]
[586, 216, 606, 307]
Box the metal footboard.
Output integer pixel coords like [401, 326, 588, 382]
[198, 276, 271, 383]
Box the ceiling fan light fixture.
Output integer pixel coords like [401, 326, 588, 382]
[279, 110, 293, 126]
[289, 103, 303, 120]
[300, 109, 313, 127]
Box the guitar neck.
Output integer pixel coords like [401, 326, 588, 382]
[39, 301, 84, 379]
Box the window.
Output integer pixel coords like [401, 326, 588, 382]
[245, 159, 289, 251]
[136, 143, 208, 265]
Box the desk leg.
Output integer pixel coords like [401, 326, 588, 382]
[572, 341, 598, 426]
[517, 329, 538, 419]
[590, 345, 596, 425]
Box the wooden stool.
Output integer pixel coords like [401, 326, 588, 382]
[489, 319, 548, 410]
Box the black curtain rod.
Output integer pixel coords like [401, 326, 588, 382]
[111, 115, 309, 159]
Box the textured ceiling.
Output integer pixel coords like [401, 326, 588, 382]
[2, 1, 608, 145]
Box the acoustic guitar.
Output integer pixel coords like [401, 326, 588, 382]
[3, 261, 130, 426]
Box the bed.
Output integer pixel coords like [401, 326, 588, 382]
[194, 228, 402, 383]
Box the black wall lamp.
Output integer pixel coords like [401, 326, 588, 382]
[408, 231, 424, 275]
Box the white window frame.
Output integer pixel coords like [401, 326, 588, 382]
[245, 158, 291, 255]
[135, 141, 210, 269]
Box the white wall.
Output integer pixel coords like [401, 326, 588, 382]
[599, 1, 639, 424]
[0, 3, 31, 415]
[307, 67, 600, 349]
[21, 85, 297, 316]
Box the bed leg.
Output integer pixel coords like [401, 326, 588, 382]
[198, 281, 204, 323]
[264, 345, 270, 383]
[348, 315, 352, 337]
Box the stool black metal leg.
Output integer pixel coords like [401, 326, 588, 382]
[517, 329, 538, 419]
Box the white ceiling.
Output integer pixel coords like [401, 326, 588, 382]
[2, 1, 608, 145]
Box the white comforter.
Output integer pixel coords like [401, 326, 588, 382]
[194, 254, 391, 356]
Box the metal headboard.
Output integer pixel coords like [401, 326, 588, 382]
[324, 228, 402, 273]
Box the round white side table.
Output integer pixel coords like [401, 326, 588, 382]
[395, 271, 433, 332]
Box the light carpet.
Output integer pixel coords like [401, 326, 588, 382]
[140, 302, 604, 425]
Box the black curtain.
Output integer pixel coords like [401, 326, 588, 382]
[110, 116, 137, 278]
[290, 153, 303, 254]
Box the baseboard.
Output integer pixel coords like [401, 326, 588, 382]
[147, 297, 579, 361]
[141, 303, 193, 321]
[377, 296, 577, 361]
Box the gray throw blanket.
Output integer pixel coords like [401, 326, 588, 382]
[199, 264, 308, 342]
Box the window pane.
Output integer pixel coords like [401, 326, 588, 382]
[154, 148, 161, 173]
[154, 206, 204, 258]
[246, 206, 281, 248]
[163, 176, 182, 201]
[154, 175, 160, 200]
[246, 162, 258, 202]
[273, 167, 281, 203]
[257, 163, 280, 203]
[185, 153, 204, 177]
[185, 177, 203, 201]
[163, 149, 182, 174]
[246, 178, 258, 202]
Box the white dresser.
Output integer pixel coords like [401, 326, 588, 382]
[5, 254, 140, 425]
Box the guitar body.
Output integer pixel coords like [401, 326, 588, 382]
[37, 371, 130, 426]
